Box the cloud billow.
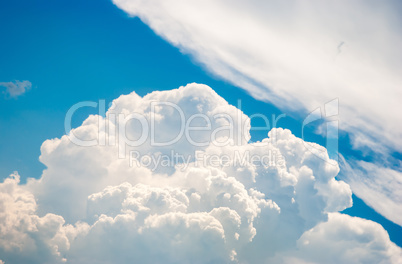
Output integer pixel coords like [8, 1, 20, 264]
[0, 84, 400, 263]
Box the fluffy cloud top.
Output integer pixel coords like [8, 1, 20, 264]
[0, 80, 31, 98]
[0, 84, 401, 263]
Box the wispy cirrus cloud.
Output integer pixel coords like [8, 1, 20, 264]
[339, 156, 402, 226]
[0, 80, 32, 98]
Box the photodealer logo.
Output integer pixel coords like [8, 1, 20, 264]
[302, 98, 339, 166]
[129, 149, 285, 172]
[63, 98, 339, 166]
[63, 99, 285, 158]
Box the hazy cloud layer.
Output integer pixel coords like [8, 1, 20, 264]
[0, 84, 401, 263]
[0, 80, 31, 98]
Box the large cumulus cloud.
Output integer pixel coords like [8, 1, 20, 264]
[111, 0, 402, 226]
[0, 84, 401, 263]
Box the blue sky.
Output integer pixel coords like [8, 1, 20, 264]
[1, 0, 308, 180]
[1, 0, 401, 262]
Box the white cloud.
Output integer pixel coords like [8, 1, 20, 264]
[277, 213, 402, 264]
[0, 172, 69, 264]
[0, 80, 32, 98]
[0, 84, 400, 263]
[111, 0, 402, 152]
[111, 0, 402, 226]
